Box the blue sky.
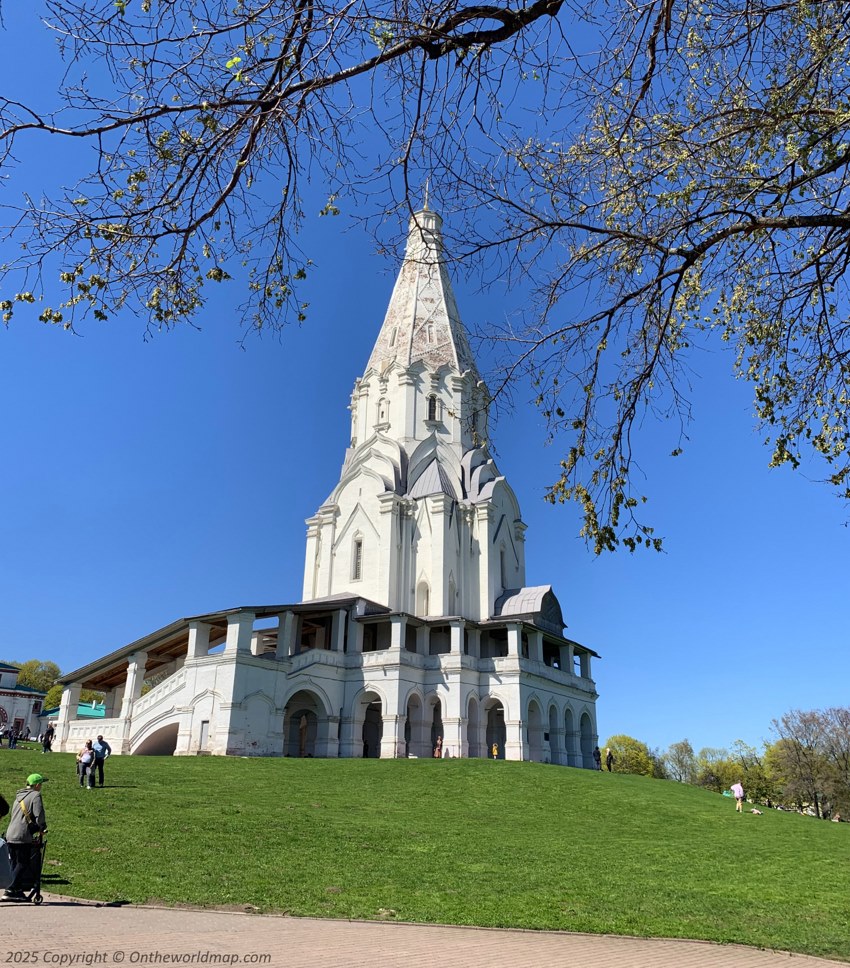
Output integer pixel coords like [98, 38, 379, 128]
[1, 6, 848, 757]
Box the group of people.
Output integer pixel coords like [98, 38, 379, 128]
[592, 746, 616, 771]
[1, 772, 48, 901]
[0, 726, 31, 748]
[76, 735, 111, 788]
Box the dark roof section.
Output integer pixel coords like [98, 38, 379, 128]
[0, 684, 47, 696]
[58, 598, 392, 688]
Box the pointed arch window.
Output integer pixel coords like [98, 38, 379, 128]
[417, 581, 430, 616]
[427, 394, 438, 422]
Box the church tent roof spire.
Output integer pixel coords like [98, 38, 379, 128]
[364, 208, 480, 379]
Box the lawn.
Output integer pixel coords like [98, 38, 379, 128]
[1, 752, 847, 960]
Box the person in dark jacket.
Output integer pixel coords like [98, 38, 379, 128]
[3, 773, 48, 901]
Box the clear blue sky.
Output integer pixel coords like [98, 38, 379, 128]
[1, 6, 847, 757]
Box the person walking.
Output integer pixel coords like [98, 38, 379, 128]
[592, 745, 602, 770]
[76, 740, 96, 789]
[41, 723, 55, 754]
[92, 735, 112, 787]
[731, 781, 745, 812]
[605, 747, 615, 772]
[3, 773, 48, 901]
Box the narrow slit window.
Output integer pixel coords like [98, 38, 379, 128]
[427, 395, 437, 421]
[352, 538, 363, 581]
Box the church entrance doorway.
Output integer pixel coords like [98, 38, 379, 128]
[485, 701, 506, 759]
[405, 693, 427, 757]
[362, 701, 382, 758]
[283, 690, 321, 757]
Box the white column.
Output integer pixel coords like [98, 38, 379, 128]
[380, 715, 406, 759]
[225, 612, 255, 656]
[389, 614, 406, 652]
[119, 652, 148, 718]
[377, 494, 402, 609]
[504, 719, 527, 761]
[528, 629, 544, 663]
[276, 611, 298, 659]
[338, 715, 359, 758]
[347, 615, 364, 654]
[331, 608, 347, 652]
[302, 516, 321, 602]
[442, 718, 464, 759]
[579, 652, 592, 679]
[450, 620, 465, 655]
[56, 682, 82, 751]
[427, 494, 452, 613]
[476, 504, 494, 621]
[119, 651, 148, 754]
[560, 643, 574, 674]
[506, 624, 522, 658]
[467, 628, 481, 659]
[188, 621, 212, 659]
[416, 625, 430, 656]
[317, 716, 340, 758]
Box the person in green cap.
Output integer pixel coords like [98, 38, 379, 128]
[3, 773, 48, 901]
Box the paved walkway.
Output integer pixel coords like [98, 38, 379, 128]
[2, 896, 846, 968]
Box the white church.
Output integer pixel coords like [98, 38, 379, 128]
[55, 207, 600, 764]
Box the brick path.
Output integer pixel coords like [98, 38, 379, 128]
[2, 897, 846, 968]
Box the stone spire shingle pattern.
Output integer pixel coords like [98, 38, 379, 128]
[365, 209, 480, 379]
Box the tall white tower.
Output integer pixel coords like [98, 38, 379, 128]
[303, 208, 528, 619]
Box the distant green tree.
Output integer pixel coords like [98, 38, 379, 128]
[770, 708, 850, 818]
[43, 684, 63, 710]
[694, 748, 738, 794]
[604, 735, 656, 777]
[663, 739, 697, 784]
[12, 659, 61, 694]
[730, 739, 780, 805]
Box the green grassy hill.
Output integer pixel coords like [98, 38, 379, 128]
[2, 753, 847, 960]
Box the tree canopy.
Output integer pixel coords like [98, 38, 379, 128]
[2, 0, 849, 551]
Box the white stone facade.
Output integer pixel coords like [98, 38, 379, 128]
[55, 209, 600, 764]
[0, 662, 46, 738]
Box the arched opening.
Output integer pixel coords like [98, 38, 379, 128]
[466, 696, 482, 758]
[548, 705, 561, 765]
[485, 700, 506, 759]
[416, 580, 430, 617]
[283, 690, 323, 757]
[564, 707, 579, 767]
[405, 693, 428, 757]
[362, 704, 382, 758]
[527, 699, 545, 762]
[580, 712, 594, 769]
[429, 697, 443, 757]
[353, 690, 384, 759]
[133, 722, 179, 756]
[427, 394, 438, 421]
